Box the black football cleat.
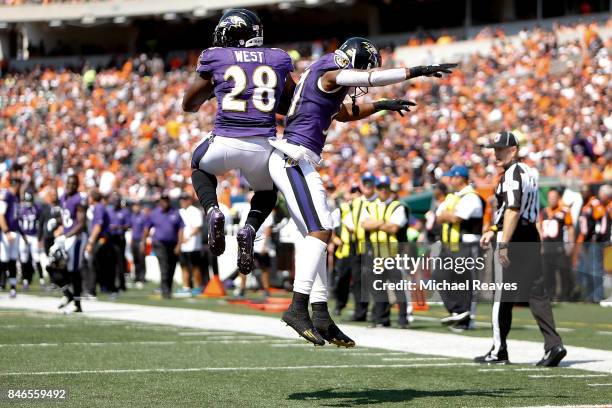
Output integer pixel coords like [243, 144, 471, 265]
[474, 348, 510, 365]
[313, 312, 356, 348]
[282, 309, 325, 346]
[207, 207, 226, 256]
[536, 344, 566, 367]
[236, 225, 256, 275]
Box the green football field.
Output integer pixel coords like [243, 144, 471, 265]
[0, 309, 611, 407]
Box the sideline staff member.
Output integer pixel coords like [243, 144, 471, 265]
[435, 165, 484, 331]
[476, 131, 566, 366]
[362, 176, 409, 328]
[142, 193, 184, 299]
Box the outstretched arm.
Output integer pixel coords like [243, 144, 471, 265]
[335, 99, 416, 122]
[182, 72, 214, 113]
[320, 63, 457, 92]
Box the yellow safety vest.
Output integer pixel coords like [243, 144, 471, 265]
[335, 202, 353, 259]
[369, 199, 402, 258]
[334, 198, 368, 258]
[352, 197, 367, 255]
[441, 187, 482, 252]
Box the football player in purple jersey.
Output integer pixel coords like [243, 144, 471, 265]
[54, 174, 87, 312]
[18, 190, 42, 291]
[269, 37, 456, 346]
[0, 176, 22, 298]
[183, 9, 296, 275]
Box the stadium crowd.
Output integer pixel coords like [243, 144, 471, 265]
[0, 20, 610, 307]
[1, 21, 610, 203]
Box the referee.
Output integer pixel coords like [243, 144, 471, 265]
[476, 131, 566, 367]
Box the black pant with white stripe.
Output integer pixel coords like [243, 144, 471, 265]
[491, 225, 562, 358]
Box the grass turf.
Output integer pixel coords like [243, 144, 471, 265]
[0, 310, 611, 407]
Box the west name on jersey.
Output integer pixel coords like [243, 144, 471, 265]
[233, 50, 264, 63]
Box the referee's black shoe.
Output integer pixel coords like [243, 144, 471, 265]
[281, 308, 325, 347]
[536, 344, 567, 367]
[440, 311, 470, 326]
[474, 348, 510, 365]
[312, 306, 355, 348]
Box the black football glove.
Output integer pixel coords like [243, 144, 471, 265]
[373, 99, 416, 116]
[409, 63, 458, 78]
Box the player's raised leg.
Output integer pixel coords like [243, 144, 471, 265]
[235, 138, 278, 274]
[191, 137, 226, 257]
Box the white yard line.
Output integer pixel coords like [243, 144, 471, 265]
[2, 294, 612, 374]
[0, 362, 480, 377]
[528, 374, 610, 379]
[381, 357, 452, 361]
[522, 324, 575, 333]
[586, 383, 612, 387]
[178, 331, 238, 336]
[0, 339, 299, 348]
[509, 405, 612, 408]
[479, 367, 552, 372]
[270, 343, 315, 348]
[348, 352, 426, 356]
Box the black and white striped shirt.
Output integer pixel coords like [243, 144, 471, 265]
[493, 161, 539, 228]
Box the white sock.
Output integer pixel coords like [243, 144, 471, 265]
[310, 257, 329, 304]
[292, 236, 327, 296]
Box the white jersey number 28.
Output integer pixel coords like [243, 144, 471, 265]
[222, 65, 277, 113]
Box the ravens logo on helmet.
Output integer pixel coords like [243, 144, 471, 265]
[213, 9, 263, 48]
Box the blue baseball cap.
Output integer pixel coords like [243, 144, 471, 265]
[361, 172, 376, 184]
[376, 175, 391, 187]
[443, 165, 469, 178]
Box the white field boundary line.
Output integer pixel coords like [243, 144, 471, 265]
[2, 295, 612, 374]
[586, 383, 612, 387]
[414, 316, 576, 332]
[0, 362, 481, 377]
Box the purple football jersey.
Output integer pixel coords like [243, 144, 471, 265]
[108, 206, 129, 237]
[60, 192, 87, 235]
[0, 189, 20, 232]
[19, 203, 39, 236]
[283, 51, 352, 156]
[146, 207, 184, 244]
[130, 210, 148, 241]
[196, 47, 294, 138]
[91, 203, 111, 237]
